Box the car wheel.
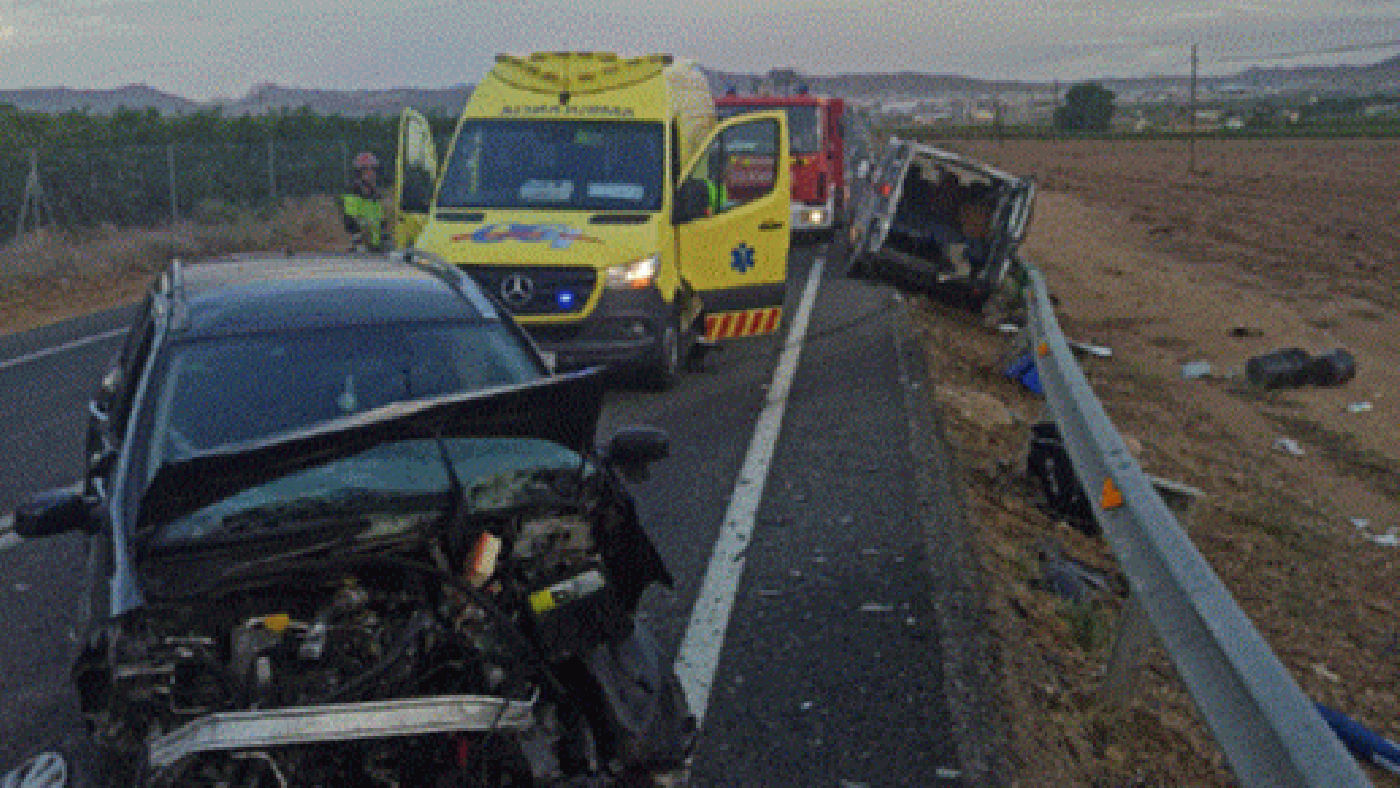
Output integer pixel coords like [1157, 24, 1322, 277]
[643, 313, 682, 391]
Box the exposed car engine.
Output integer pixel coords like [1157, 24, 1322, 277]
[74, 506, 681, 786]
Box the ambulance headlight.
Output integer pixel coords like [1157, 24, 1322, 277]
[605, 254, 659, 289]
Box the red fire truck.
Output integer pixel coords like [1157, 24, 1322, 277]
[716, 91, 846, 236]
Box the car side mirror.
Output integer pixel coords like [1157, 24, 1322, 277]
[602, 427, 670, 483]
[673, 179, 711, 224]
[14, 487, 96, 538]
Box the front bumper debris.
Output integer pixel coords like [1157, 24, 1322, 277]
[147, 693, 535, 771]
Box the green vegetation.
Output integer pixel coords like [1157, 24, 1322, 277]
[1055, 82, 1117, 133]
[0, 103, 458, 149]
[1060, 599, 1113, 652]
[0, 104, 458, 234]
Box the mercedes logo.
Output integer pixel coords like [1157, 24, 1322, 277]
[500, 273, 535, 308]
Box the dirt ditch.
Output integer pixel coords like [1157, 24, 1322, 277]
[911, 138, 1399, 785]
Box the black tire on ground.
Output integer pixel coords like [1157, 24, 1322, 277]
[642, 310, 682, 390]
[683, 319, 709, 372]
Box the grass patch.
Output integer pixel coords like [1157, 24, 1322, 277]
[1348, 307, 1385, 322]
[1227, 492, 1327, 556]
[1264, 414, 1400, 498]
[0, 195, 347, 282]
[1060, 599, 1113, 652]
[1146, 336, 1195, 351]
[1223, 381, 1307, 409]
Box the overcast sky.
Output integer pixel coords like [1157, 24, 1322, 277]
[3, 0, 1400, 100]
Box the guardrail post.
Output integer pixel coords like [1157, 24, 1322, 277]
[267, 139, 277, 203]
[1102, 592, 1155, 709]
[1100, 476, 1205, 710]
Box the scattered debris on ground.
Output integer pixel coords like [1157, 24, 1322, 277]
[913, 138, 1399, 786]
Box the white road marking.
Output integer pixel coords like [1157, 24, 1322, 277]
[0, 514, 18, 552]
[0, 327, 128, 372]
[674, 258, 825, 723]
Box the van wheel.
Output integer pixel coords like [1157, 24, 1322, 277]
[643, 313, 682, 390]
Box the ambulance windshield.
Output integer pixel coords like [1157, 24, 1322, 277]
[438, 120, 665, 212]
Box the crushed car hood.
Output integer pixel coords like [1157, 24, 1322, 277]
[137, 368, 606, 533]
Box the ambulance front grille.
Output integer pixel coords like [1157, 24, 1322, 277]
[465, 266, 597, 316]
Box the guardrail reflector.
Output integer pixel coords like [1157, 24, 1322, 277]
[1101, 478, 1125, 510]
[1036, 341, 1050, 357]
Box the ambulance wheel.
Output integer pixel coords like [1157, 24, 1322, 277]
[643, 312, 682, 390]
[684, 312, 710, 372]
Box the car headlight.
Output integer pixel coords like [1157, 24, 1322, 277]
[605, 255, 659, 289]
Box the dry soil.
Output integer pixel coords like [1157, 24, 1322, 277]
[911, 137, 1399, 786]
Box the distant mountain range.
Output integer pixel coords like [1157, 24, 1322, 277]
[4, 55, 1399, 116]
[0, 82, 475, 117]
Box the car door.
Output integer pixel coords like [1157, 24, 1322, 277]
[979, 177, 1038, 288]
[389, 107, 439, 249]
[673, 111, 791, 341]
[859, 143, 911, 259]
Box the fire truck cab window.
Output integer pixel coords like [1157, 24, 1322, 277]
[784, 106, 822, 153]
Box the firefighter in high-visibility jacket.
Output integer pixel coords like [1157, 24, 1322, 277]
[341, 151, 386, 252]
[701, 176, 727, 216]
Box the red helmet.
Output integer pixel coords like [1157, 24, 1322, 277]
[353, 151, 379, 170]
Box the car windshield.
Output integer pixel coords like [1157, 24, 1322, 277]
[141, 321, 543, 475]
[437, 120, 665, 211]
[145, 436, 584, 548]
[718, 104, 822, 153]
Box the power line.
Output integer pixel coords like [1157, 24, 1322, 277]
[1214, 37, 1400, 63]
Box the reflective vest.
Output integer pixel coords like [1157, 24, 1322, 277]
[701, 178, 728, 215]
[340, 193, 384, 250]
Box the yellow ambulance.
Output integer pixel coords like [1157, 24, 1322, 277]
[389, 51, 790, 388]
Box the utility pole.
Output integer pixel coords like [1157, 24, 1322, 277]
[14, 149, 54, 241]
[168, 143, 180, 224]
[993, 93, 1004, 145]
[267, 139, 277, 204]
[1188, 44, 1199, 174]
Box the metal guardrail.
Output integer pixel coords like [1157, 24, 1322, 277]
[1020, 258, 1371, 786]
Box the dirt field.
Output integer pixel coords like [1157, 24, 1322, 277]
[911, 138, 1400, 785]
[0, 195, 349, 336]
[1, 142, 1397, 784]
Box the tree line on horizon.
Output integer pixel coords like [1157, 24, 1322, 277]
[0, 105, 466, 233]
[0, 103, 460, 150]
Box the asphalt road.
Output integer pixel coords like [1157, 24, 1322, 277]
[0, 241, 986, 785]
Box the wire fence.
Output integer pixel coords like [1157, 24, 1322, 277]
[3, 137, 403, 237]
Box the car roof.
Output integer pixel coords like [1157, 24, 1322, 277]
[164, 252, 499, 339]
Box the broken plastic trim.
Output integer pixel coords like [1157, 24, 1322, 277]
[146, 693, 536, 771]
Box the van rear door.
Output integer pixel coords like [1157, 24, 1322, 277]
[977, 177, 1037, 289]
[389, 108, 439, 249]
[674, 111, 791, 341]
